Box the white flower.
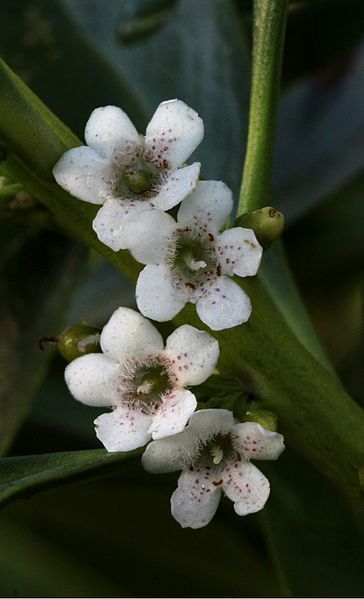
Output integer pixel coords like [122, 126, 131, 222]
[64, 308, 219, 452]
[123, 180, 263, 331]
[143, 409, 284, 529]
[53, 100, 204, 250]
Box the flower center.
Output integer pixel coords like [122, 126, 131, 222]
[172, 230, 217, 289]
[197, 432, 235, 468]
[122, 168, 153, 194]
[130, 360, 172, 406]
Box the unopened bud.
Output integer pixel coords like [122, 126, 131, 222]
[57, 325, 101, 361]
[39, 324, 101, 362]
[236, 207, 284, 248]
[243, 408, 277, 432]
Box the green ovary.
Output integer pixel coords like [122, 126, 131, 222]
[122, 168, 152, 194]
[132, 363, 172, 405]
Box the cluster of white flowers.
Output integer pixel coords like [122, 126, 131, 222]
[54, 100, 284, 528]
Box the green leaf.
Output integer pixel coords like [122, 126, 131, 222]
[263, 447, 364, 596]
[0, 515, 124, 597]
[0, 477, 280, 597]
[0, 229, 86, 454]
[0, 448, 143, 508]
[0, 57, 77, 178]
[286, 171, 364, 281]
[60, 0, 251, 196]
[260, 242, 335, 374]
[0, 0, 147, 134]
[275, 43, 364, 224]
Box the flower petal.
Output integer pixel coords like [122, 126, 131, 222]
[53, 146, 111, 205]
[85, 105, 140, 162]
[94, 405, 152, 452]
[142, 429, 196, 473]
[92, 197, 148, 251]
[64, 353, 121, 407]
[100, 307, 164, 363]
[188, 409, 235, 438]
[123, 210, 176, 264]
[217, 228, 263, 277]
[171, 468, 221, 529]
[196, 276, 252, 331]
[136, 264, 188, 321]
[177, 180, 233, 232]
[222, 461, 270, 516]
[233, 422, 285, 461]
[152, 163, 201, 211]
[150, 389, 197, 440]
[164, 325, 219, 386]
[145, 99, 204, 169]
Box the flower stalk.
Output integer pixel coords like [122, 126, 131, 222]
[238, 0, 289, 215]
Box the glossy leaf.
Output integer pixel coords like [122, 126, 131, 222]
[0, 478, 279, 596]
[0, 448, 142, 508]
[0, 229, 86, 454]
[263, 448, 364, 596]
[60, 0, 251, 196]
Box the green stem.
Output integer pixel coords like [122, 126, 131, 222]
[238, 0, 289, 216]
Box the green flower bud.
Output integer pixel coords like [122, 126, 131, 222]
[57, 325, 101, 361]
[236, 207, 284, 248]
[243, 408, 278, 432]
[123, 168, 152, 194]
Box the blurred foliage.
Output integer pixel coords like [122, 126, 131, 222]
[0, 477, 279, 597]
[0, 0, 363, 596]
[0, 224, 86, 455]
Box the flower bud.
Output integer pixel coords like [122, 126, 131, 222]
[57, 325, 101, 361]
[236, 207, 284, 248]
[243, 408, 278, 432]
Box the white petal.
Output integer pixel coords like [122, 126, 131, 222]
[144, 99, 204, 169]
[233, 422, 285, 461]
[188, 409, 235, 439]
[217, 228, 263, 277]
[196, 277, 252, 331]
[100, 307, 164, 363]
[136, 264, 188, 322]
[64, 353, 121, 407]
[92, 197, 148, 251]
[53, 146, 111, 205]
[94, 405, 152, 452]
[123, 210, 176, 265]
[150, 389, 197, 440]
[171, 468, 221, 529]
[164, 325, 219, 387]
[177, 180, 233, 233]
[142, 428, 197, 473]
[152, 163, 201, 211]
[85, 105, 140, 162]
[222, 461, 270, 515]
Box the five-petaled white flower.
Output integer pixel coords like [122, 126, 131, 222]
[122, 180, 263, 330]
[64, 308, 219, 452]
[143, 409, 284, 529]
[53, 99, 204, 251]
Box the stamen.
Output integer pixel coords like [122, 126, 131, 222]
[137, 381, 153, 395]
[211, 446, 224, 465]
[185, 256, 207, 271]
